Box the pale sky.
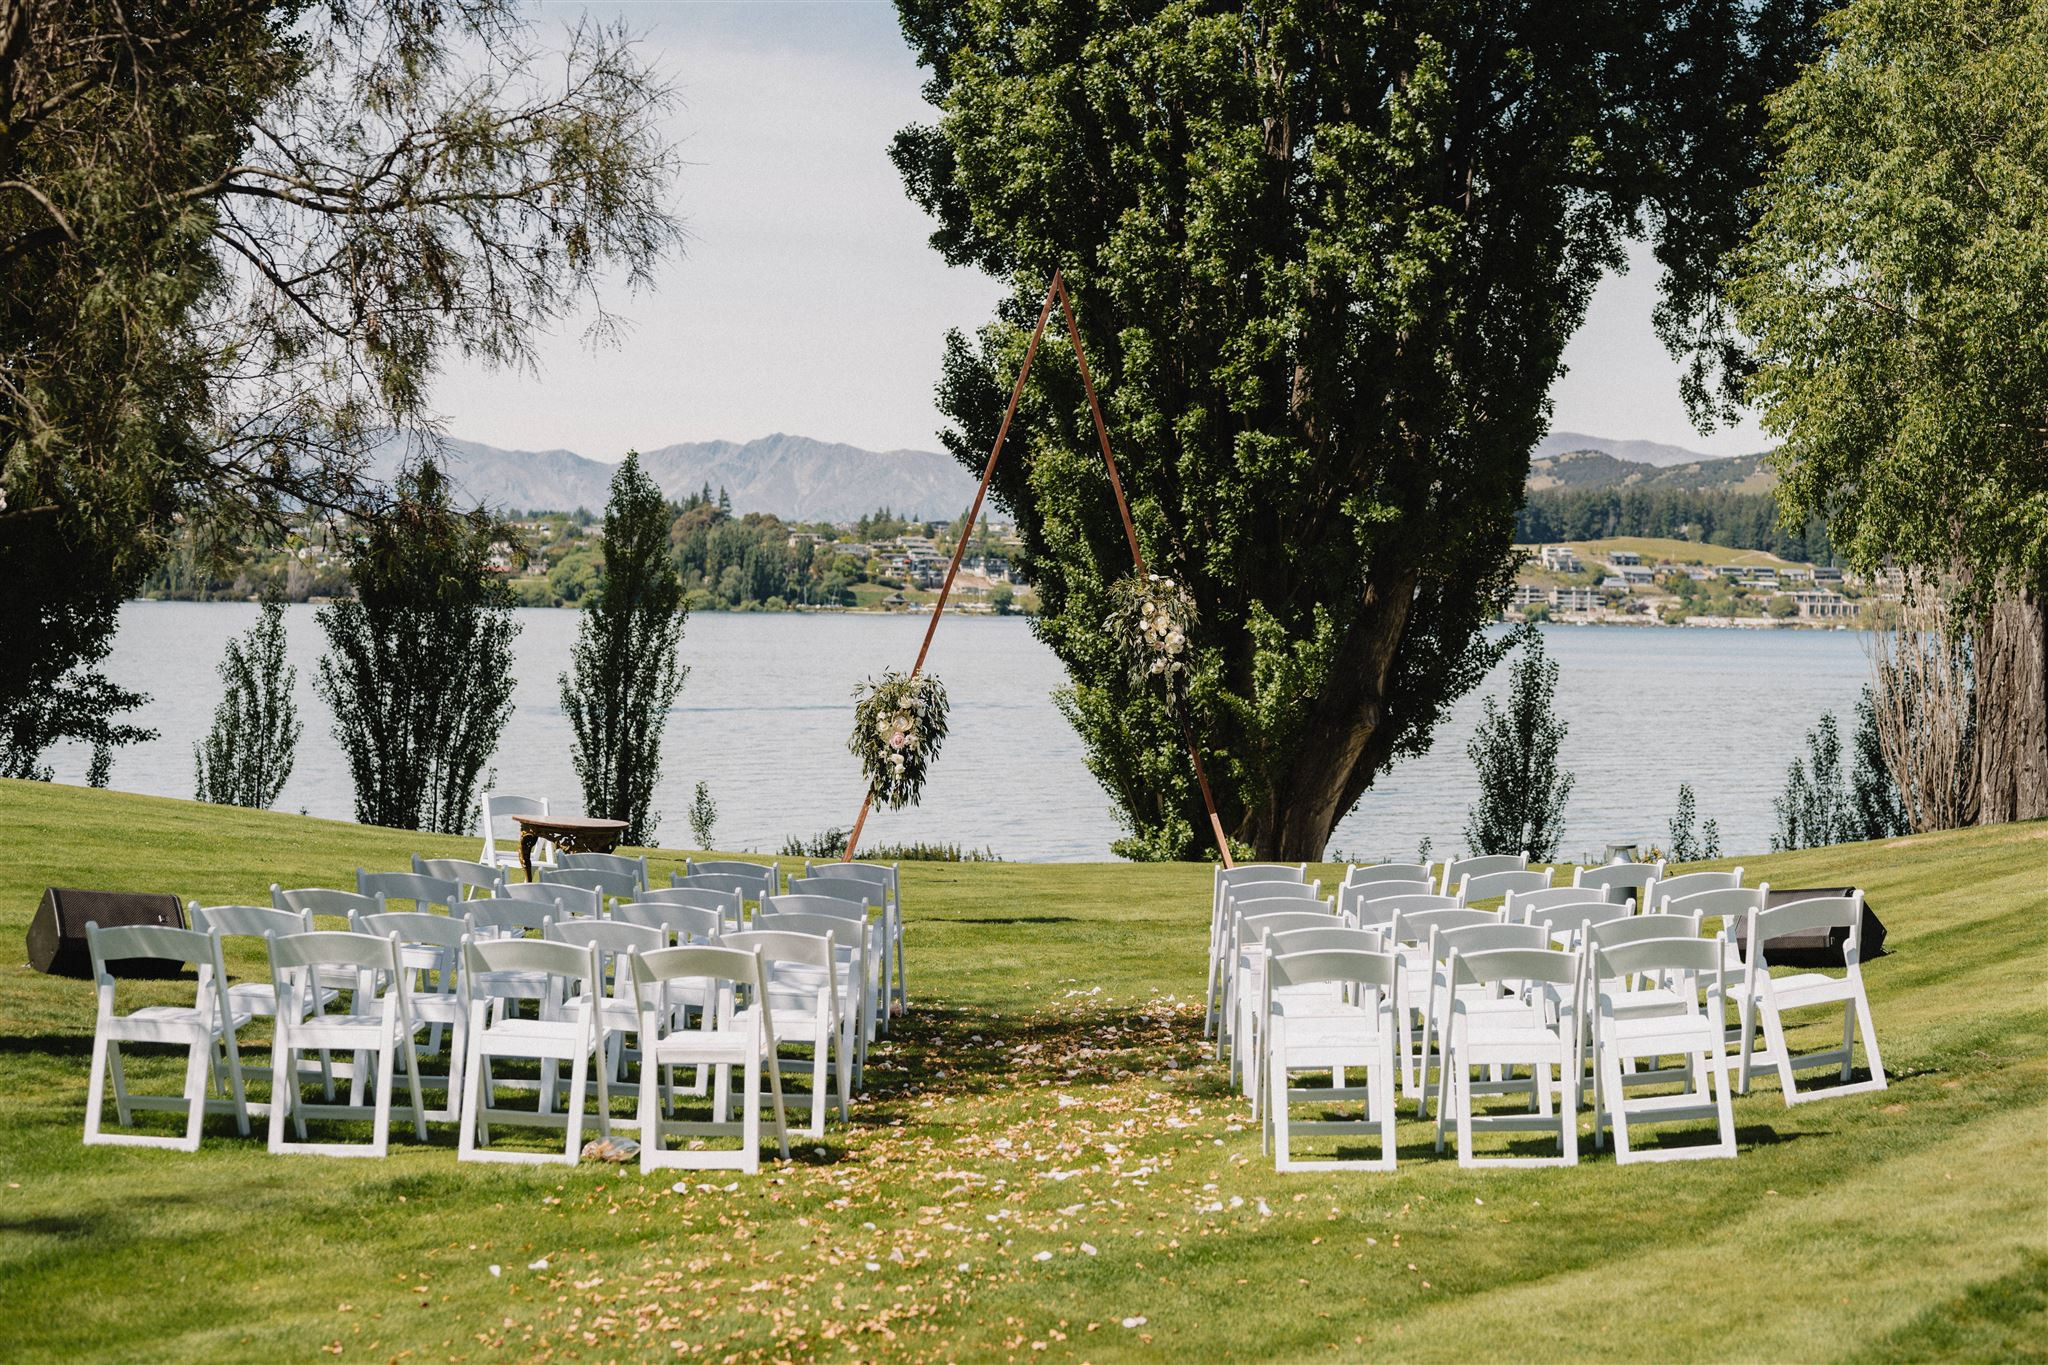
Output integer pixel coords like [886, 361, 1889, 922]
[433, 1, 1770, 459]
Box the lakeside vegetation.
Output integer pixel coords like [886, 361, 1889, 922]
[3, 779, 2044, 1360]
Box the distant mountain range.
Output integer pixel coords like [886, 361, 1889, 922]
[366, 428, 1771, 521]
[370, 432, 979, 523]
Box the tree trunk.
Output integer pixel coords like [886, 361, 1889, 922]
[1973, 591, 2048, 823]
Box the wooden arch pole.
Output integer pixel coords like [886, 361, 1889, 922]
[843, 270, 1233, 869]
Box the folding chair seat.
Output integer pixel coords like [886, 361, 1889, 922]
[1262, 948, 1402, 1172]
[1205, 864, 1307, 1038]
[630, 886, 744, 933]
[457, 936, 607, 1164]
[1438, 853, 1528, 896]
[1433, 947, 1582, 1168]
[721, 928, 857, 1137]
[353, 909, 473, 1123]
[478, 791, 556, 871]
[266, 930, 429, 1157]
[1735, 892, 1885, 1104]
[356, 870, 461, 915]
[412, 855, 506, 901]
[82, 923, 252, 1151]
[1590, 935, 1737, 1162]
[629, 944, 790, 1173]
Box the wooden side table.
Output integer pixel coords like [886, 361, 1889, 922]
[511, 815, 630, 881]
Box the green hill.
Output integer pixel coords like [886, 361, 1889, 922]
[1, 779, 2043, 1360]
[1527, 449, 1776, 493]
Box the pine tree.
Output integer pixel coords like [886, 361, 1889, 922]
[1464, 632, 1575, 861]
[195, 600, 301, 809]
[562, 453, 689, 844]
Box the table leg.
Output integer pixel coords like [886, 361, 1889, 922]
[519, 829, 539, 882]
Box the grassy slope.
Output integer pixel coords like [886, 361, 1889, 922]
[0, 780, 2043, 1362]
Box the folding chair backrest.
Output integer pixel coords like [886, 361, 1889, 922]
[1750, 892, 1867, 965]
[1503, 884, 1605, 918]
[1644, 868, 1742, 908]
[720, 928, 834, 974]
[463, 935, 597, 998]
[541, 866, 638, 901]
[788, 876, 882, 909]
[273, 886, 386, 922]
[87, 922, 222, 977]
[762, 892, 870, 924]
[613, 901, 724, 944]
[634, 885, 744, 924]
[356, 870, 460, 913]
[1457, 869, 1555, 903]
[561, 852, 651, 887]
[411, 855, 506, 898]
[629, 943, 766, 1008]
[756, 911, 867, 953]
[1390, 907, 1497, 945]
[1227, 879, 1321, 907]
[478, 791, 549, 865]
[497, 880, 601, 919]
[1587, 912, 1703, 952]
[687, 861, 780, 899]
[1439, 853, 1528, 895]
[353, 910, 471, 954]
[1449, 945, 1580, 991]
[670, 872, 762, 902]
[1594, 934, 1723, 984]
[1435, 921, 1546, 958]
[799, 862, 894, 905]
[1238, 909, 1338, 945]
[1268, 924, 1383, 956]
[468, 898, 555, 937]
[1345, 863, 1435, 889]
[269, 928, 403, 975]
[1214, 863, 1307, 918]
[1520, 898, 1633, 938]
[1267, 947, 1400, 994]
[1573, 860, 1667, 896]
[192, 903, 309, 940]
[549, 918, 665, 957]
[1352, 891, 1460, 927]
[1664, 884, 1768, 927]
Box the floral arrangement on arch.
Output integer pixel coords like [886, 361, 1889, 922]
[848, 670, 951, 809]
[1106, 569, 1198, 715]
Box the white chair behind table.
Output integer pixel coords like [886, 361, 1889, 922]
[1455, 868, 1556, 905]
[478, 791, 555, 872]
[1572, 859, 1668, 906]
[747, 909, 874, 1088]
[1644, 868, 1744, 912]
[1589, 935, 1737, 1162]
[1206, 864, 1308, 1039]
[191, 902, 335, 1104]
[1262, 947, 1403, 1172]
[356, 870, 461, 916]
[1736, 891, 1885, 1104]
[352, 909, 473, 1123]
[456, 936, 606, 1164]
[1350, 891, 1461, 933]
[1437, 853, 1528, 896]
[412, 855, 506, 901]
[498, 880, 601, 921]
[631, 886, 743, 933]
[1223, 899, 1338, 1090]
[265, 930, 428, 1157]
[629, 944, 789, 1173]
[801, 860, 906, 1022]
[547, 919, 667, 1111]
[1432, 946, 1582, 1168]
[82, 923, 253, 1151]
[560, 852, 652, 891]
[541, 865, 638, 912]
[721, 928, 857, 1137]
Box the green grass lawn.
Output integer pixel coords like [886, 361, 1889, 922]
[1, 779, 2045, 1361]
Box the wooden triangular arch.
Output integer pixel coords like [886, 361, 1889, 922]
[843, 270, 1234, 867]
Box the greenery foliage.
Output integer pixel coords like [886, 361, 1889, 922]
[1667, 783, 1723, 863]
[562, 454, 689, 844]
[1850, 685, 1910, 842]
[1772, 712, 1849, 852]
[688, 781, 718, 850]
[1104, 571, 1198, 716]
[1464, 632, 1574, 862]
[1516, 488, 1837, 562]
[193, 600, 300, 810]
[314, 464, 519, 833]
[849, 672, 950, 810]
[895, 0, 1824, 858]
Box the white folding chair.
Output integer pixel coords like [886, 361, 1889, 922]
[799, 861, 905, 1023]
[1223, 899, 1336, 1088]
[631, 886, 744, 933]
[1456, 868, 1556, 904]
[1206, 863, 1307, 1038]
[1433, 946, 1582, 1168]
[1253, 923, 1384, 1125]
[1572, 859, 1667, 906]
[721, 928, 856, 1138]
[1385, 907, 1498, 1098]
[1644, 868, 1744, 911]
[413, 855, 506, 901]
[497, 880, 601, 920]
[192, 902, 338, 1103]
[457, 936, 607, 1164]
[753, 908, 876, 1085]
[1736, 892, 1886, 1104]
[629, 944, 790, 1173]
[1414, 920, 1548, 1119]
[1438, 853, 1528, 896]
[1262, 947, 1403, 1173]
[548, 918, 668, 1103]
[82, 923, 252, 1151]
[561, 851, 652, 891]
[479, 791, 555, 871]
[265, 930, 429, 1157]
[353, 909, 473, 1123]
[1590, 935, 1737, 1162]
[356, 870, 460, 915]
[778, 884, 886, 1040]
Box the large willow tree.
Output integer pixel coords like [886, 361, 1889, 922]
[894, 0, 1825, 858]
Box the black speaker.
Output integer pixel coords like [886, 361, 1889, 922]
[26, 888, 188, 978]
[1733, 886, 1887, 967]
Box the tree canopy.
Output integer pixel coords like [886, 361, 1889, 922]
[894, 0, 1827, 858]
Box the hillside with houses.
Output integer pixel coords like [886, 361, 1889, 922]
[1508, 537, 1900, 627]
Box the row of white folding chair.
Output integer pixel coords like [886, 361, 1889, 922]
[1205, 864, 1310, 1038]
[1218, 885, 1332, 1081]
[799, 861, 907, 1023]
[682, 861, 904, 1028]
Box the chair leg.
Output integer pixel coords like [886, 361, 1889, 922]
[809, 1037, 828, 1138]
[84, 1032, 110, 1144]
[1377, 1050, 1398, 1169]
[1559, 1050, 1579, 1166]
[1455, 1065, 1475, 1167]
[1854, 989, 1886, 1089]
[458, 1042, 485, 1160]
[400, 1031, 428, 1142]
[268, 1036, 292, 1152]
[369, 1039, 394, 1158]
[108, 1041, 134, 1126]
[562, 1047, 589, 1163]
[179, 1041, 210, 1151]
[740, 1052, 762, 1175]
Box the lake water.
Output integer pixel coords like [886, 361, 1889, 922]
[45, 604, 1869, 862]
